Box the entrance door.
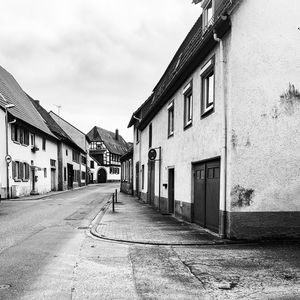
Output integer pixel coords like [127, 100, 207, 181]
[147, 160, 155, 205]
[51, 169, 56, 191]
[67, 163, 73, 189]
[193, 159, 220, 232]
[97, 169, 107, 183]
[168, 168, 175, 213]
[135, 162, 140, 197]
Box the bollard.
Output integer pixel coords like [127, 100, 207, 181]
[112, 193, 115, 212]
[115, 189, 118, 203]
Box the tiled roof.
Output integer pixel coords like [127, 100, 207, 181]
[129, 0, 233, 129]
[87, 126, 130, 156]
[0, 65, 55, 138]
[49, 111, 87, 153]
[30, 97, 83, 152]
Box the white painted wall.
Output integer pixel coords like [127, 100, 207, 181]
[226, 0, 300, 212]
[0, 110, 6, 197]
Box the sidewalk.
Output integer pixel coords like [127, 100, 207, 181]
[91, 192, 230, 245]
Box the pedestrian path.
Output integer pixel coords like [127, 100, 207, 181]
[92, 193, 229, 245]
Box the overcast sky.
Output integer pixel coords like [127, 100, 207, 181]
[0, 0, 201, 142]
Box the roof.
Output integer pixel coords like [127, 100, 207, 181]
[30, 97, 84, 152]
[120, 144, 133, 161]
[129, 0, 233, 129]
[49, 111, 87, 153]
[87, 126, 130, 156]
[0, 65, 56, 138]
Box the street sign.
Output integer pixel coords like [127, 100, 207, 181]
[5, 155, 12, 164]
[148, 149, 157, 161]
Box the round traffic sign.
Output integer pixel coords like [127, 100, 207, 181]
[148, 149, 157, 161]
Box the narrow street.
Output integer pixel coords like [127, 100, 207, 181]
[0, 184, 299, 299]
[0, 184, 116, 299]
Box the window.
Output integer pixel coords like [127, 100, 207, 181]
[203, 0, 213, 30]
[50, 159, 56, 168]
[12, 161, 30, 182]
[42, 137, 46, 150]
[66, 149, 68, 156]
[90, 161, 94, 169]
[64, 167, 66, 181]
[31, 133, 35, 146]
[149, 123, 152, 148]
[142, 165, 145, 189]
[11, 125, 29, 145]
[183, 81, 193, 128]
[44, 168, 47, 178]
[136, 128, 140, 144]
[82, 171, 86, 180]
[201, 58, 215, 116]
[81, 155, 86, 165]
[72, 150, 79, 163]
[110, 167, 119, 174]
[167, 101, 174, 137]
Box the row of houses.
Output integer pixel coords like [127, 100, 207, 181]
[0, 66, 130, 199]
[121, 0, 300, 239]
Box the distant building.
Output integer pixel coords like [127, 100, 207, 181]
[86, 127, 130, 183]
[120, 144, 133, 195]
[128, 0, 300, 239]
[0, 65, 58, 198]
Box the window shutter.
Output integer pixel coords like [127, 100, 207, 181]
[25, 163, 30, 180]
[20, 163, 24, 180]
[24, 130, 29, 146]
[12, 161, 16, 178]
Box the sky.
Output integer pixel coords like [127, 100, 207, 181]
[0, 0, 201, 142]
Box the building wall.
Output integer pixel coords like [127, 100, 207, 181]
[133, 126, 141, 196]
[223, 0, 300, 238]
[0, 111, 6, 197]
[7, 124, 58, 197]
[137, 45, 224, 218]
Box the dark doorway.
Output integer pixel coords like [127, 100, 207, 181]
[97, 168, 107, 183]
[67, 163, 73, 189]
[168, 168, 175, 214]
[193, 159, 220, 233]
[51, 169, 56, 191]
[135, 162, 140, 198]
[147, 160, 155, 205]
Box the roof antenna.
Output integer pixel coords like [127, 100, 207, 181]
[53, 104, 62, 116]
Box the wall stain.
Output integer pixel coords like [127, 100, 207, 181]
[231, 130, 238, 148]
[280, 83, 300, 115]
[231, 185, 254, 207]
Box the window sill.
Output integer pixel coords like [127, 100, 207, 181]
[168, 132, 174, 139]
[14, 178, 22, 182]
[13, 141, 20, 145]
[184, 122, 192, 131]
[22, 179, 29, 182]
[201, 106, 214, 119]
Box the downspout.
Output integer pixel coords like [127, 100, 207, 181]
[158, 146, 161, 211]
[214, 32, 227, 239]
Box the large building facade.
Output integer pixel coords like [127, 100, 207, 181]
[128, 0, 300, 239]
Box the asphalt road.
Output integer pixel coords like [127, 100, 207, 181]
[0, 183, 116, 300]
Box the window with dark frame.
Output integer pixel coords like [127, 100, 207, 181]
[136, 128, 140, 144]
[142, 165, 145, 189]
[203, 0, 213, 30]
[183, 82, 193, 128]
[42, 137, 46, 150]
[149, 123, 152, 148]
[64, 167, 66, 181]
[167, 101, 174, 137]
[201, 58, 215, 116]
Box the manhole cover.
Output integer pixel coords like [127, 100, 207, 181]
[0, 284, 11, 290]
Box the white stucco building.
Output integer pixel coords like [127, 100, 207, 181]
[0, 66, 59, 198]
[128, 0, 300, 239]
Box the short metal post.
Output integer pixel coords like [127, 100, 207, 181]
[112, 193, 115, 212]
[115, 189, 118, 203]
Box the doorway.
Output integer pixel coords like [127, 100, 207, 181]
[51, 169, 56, 191]
[67, 163, 73, 189]
[193, 159, 220, 233]
[97, 168, 107, 183]
[168, 168, 175, 214]
[135, 162, 140, 197]
[147, 160, 155, 205]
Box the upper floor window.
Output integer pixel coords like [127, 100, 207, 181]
[90, 141, 105, 150]
[136, 128, 140, 144]
[90, 161, 94, 169]
[201, 57, 215, 116]
[149, 123, 152, 148]
[11, 124, 29, 146]
[167, 101, 174, 137]
[183, 81, 193, 128]
[203, 0, 213, 29]
[72, 150, 80, 163]
[42, 137, 46, 150]
[81, 155, 87, 165]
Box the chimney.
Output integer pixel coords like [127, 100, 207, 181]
[115, 129, 119, 140]
[35, 100, 40, 105]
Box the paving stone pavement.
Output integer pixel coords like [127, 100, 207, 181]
[93, 193, 227, 245]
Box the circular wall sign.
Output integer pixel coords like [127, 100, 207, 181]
[148, 149, 157, 161]
[5, 155, 12, 164]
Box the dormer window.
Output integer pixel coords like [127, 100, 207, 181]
[203, 0, 213, 30]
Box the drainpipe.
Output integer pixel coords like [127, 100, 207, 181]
[214, 32, 227, 239]
[158, 146, 161, 211]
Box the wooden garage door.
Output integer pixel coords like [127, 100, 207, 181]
[193, 159, 220, 232]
